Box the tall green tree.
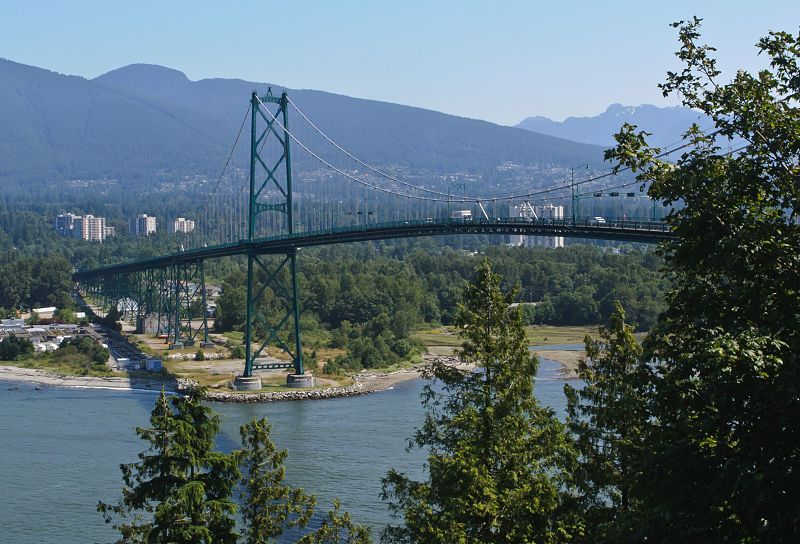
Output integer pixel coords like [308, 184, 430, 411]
[99, 388, 241, 544]
[214, 270, 247, 332]
[239, 417, 316, 544]
[564, 302, 647, 542]
[605, 18, 800, 542]
[382, 259, 581, 544]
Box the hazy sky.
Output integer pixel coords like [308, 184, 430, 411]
[2, 1, 798, 125]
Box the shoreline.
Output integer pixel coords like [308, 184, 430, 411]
[0, 365, 174, 392]
[532, 349, 584, 379]
[1, 350, 584, 400]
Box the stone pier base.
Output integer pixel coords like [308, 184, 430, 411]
[286, 373, 314, 388]
[233, 375, 262, 391]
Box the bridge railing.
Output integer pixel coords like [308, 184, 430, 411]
[74, 217, 670, 279]
[248, 216, 670, 243]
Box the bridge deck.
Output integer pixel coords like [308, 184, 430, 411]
[73, 218, 672, 280]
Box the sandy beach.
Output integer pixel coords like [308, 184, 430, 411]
[0, 365, 172, 391]
[352, 354, 477, 392]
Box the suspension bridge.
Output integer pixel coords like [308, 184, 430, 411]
[74, 89, 675, 390]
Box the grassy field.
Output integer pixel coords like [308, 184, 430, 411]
[413, 324, 600, 349]
[523, 325, 600, 345]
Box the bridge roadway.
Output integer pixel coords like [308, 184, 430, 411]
[73, 217, 673, 281]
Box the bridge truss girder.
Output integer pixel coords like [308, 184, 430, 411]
[77, 262, 209, 350]
[169, 259, 210, 349]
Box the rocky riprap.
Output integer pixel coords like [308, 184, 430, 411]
[204, 383, 367, 403]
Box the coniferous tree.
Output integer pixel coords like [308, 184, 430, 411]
[99, 388, 241, 544]
[238, 417, 317, 544]
[382, 259, 582, 544]
[296, 500, 372, 544]
[564, 302, 648, 542]
[102, 391, 371, 544]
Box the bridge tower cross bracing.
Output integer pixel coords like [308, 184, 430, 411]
[168, 260, 210, 349]
[240, 89, 308, 388]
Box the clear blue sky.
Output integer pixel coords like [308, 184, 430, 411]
[1, 1, 798, 125]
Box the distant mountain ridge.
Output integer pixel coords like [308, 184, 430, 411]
[517, 103, 709, 149]
[0, 59, 606, 186]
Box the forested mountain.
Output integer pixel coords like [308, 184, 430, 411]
[0, 59, 605, 187]
[517, 103, 709, 148]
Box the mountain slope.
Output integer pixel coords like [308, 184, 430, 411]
[517, 103, 709, 148]
[0, 59, 225, 184]
[95, 63, 608, 174]
[0, 59, 607, 186]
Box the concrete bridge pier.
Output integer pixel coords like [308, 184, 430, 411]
[233, 375, 262, 391]
[286, 373, 314, 388]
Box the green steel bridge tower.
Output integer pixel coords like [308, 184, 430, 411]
[236, 88, 311, 390]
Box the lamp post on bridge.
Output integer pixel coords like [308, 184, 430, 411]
[447, 181, 466, 219]
[571, 164, 589, 226]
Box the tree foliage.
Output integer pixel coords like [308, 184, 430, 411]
[58, 336, 110, 365]
[0, 255, 73, 311]
[238, 417, 316, 543]
[564, 302, 647, 542]
[99, 388, 241, 543]
[382, 259, 581, 543]
[296, 500, 372, 544]
[603, 18, 800, 542]
[0, 334, 34, 361]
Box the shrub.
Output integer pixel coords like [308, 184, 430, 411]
[0, 335, 34, 361]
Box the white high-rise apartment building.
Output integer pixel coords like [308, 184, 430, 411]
[73, 215, 108, 242]
[129, 214, 157, 236]
[510, 203, 565, 249]
[171, 217, 195, 234]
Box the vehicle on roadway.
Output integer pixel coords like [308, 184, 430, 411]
[450, 210, 473, 220]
